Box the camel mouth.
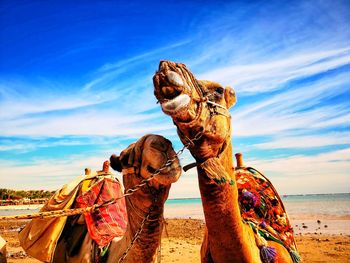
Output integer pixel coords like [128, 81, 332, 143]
[161, 94, 191, 115]
[154, 62, 203, 122]
[155, 163, 182, 185]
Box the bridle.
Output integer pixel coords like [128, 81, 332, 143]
[169, 72, 232, 160]
[155, 64, 233, 170]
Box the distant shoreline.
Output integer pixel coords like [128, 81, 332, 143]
[0, 204, 43, 210]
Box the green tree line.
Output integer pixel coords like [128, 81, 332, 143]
[0, 188, 55, 200]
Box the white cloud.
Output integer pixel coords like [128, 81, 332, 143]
[255, 132, 350, 149]
[199, 48, 350, 94]
[0, 156, 111, 190]
[246, 148, 350, 194]
[0, 87, 121, 120]
[1, 110, 172, 136]
[231, 70, 350, 137]
[98, 40, 191, 73]
[200, 48, 350, 94]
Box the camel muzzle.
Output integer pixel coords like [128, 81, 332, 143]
[154, 69, 192, 115]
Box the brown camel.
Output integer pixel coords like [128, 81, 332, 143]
[153, 61, 300, 263]
[52, 134, 181, 263]
[106, 134, 181, 262]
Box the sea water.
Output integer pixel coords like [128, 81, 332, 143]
[164, 193, 350, 219]
[1, 193, 349, 218]
[1, 193, 350, 234]
[164, 193, 350, 235]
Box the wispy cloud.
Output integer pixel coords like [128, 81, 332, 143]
[247, 148, 350, 194]
[98, 40, 192, 73]
[0, 84, 121, 120]
[232, 70, 350, 137]
[200, 48, 350, 94]
[0, 156, 114, 190]
[82, 40, 192, 92]
[1, 110, 172, 137]
[255, 132, 350, 149]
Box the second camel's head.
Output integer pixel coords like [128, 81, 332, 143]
[110, 134, 181, 202]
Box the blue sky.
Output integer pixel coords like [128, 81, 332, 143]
[0, 0, 349, 198]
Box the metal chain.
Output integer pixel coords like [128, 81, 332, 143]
[117, 132, 204, 262]
[117, 212, 151, 263]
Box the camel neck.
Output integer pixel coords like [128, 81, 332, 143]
[198, 142, 258, 262]
[108, 187, 165, 263]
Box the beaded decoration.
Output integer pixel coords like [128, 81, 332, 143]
[236, 167, 301, 263]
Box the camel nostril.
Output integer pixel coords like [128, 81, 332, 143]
[147, 165, 157, 174]
[159, 61, 168, 71]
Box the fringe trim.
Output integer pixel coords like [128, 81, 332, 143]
[200, 157, 234, 185]
[289, 249, 302, 263]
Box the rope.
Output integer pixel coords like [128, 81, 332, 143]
[0, 198, 118, 220]
[0, 206, 95, 220]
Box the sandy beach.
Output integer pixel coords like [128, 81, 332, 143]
[1, 218, 350, 263]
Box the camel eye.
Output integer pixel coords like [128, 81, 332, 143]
[215, 87, 224, 95]
[147, 165, 157, 173]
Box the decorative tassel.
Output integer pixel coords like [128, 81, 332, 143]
[289, 249, 301, 263]
[255, 232, 277, 263]
[260, 246, 277, 263]
[200, 157, 233, 184]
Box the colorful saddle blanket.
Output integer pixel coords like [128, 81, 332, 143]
[236, 167, 300, 263]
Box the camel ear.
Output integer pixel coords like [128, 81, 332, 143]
[110, 154, 122, 172]
[118, 144, 136, 168]
[127, 135, 149, 168]
[224, 86, 237, 109]
[115, 135, 149, 170]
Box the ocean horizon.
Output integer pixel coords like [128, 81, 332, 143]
[166, 192, 350, 202]
[1, 193, 349, 235]
[165, 193, 350, 216]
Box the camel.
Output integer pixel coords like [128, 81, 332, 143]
[0, 235, 6, 263]
[153, 61, 300, 263]
[106, 134, 181, 263]
[58, 134, 181, 263]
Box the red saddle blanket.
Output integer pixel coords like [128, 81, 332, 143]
[76, 177, 127, 246]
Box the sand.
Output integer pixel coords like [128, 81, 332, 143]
[1, 219, 350, 263]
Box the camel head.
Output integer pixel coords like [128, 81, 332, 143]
[110, 134, 181, 194]
[153, 60, 237, 162]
